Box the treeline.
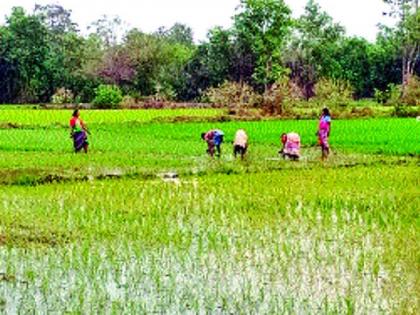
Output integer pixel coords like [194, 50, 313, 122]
[0, 0, 419, 105]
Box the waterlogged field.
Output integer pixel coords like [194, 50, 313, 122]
[0, 108, 419, 313]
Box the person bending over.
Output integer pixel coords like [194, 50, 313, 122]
[201, 129, 224, 158]
[233, 129, 248, 159]
[279, 132, 300, 161]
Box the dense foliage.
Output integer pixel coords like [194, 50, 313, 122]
[0, 0, 419, 104]
[92, 84, 123, 108]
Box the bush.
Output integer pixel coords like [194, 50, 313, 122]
[262, 78, 299, 115]
[350, 106, 375, 117]
[127, 91, 142, 102]
[386, 83, 402, 106]
[393, 105, 420, 117]
[51, 88, 74, 104]
[374, 88, 387, 104]
[401, 76, 420, 106]
[205, 81, 262, 109]
[314, 78, 353, 107]
[120, 95, 137, 108]
[154, 82, 176, 102]
[373, 83, 402, 106]
[92, 85, 123, 109]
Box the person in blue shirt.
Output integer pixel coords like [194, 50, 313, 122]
[201, 129, 224, 158]
[213, 129, 224, 157]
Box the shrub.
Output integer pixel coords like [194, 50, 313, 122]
[120, 95, 137, 108]
[127, 91, 142, 102]
[92, 85, 123, 109]
[154, 82, 176, 102]
[350, 106, 375, 117]
[261, 77, 304, 115]
[386, 83, 402, 106]
[314, 78, 353, 107]
[401, 76, 420, 106]
[374, 83, 402, 106]
[205, 81, 262, 109]
[142, 100, 165, 109]
[393, 105, 420, 117]
[51, 88, 74, 104]
[262, 78, 291, 115]
[374, 88, 387, 104]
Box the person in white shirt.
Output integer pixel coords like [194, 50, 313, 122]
[233, 129, 248, 159]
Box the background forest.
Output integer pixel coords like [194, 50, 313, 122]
[0, 0, 419, 109]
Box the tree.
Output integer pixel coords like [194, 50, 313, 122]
[33, 5, 90, 102]
[1, 7, 49, 102]
[0, 25, 20, 103]
[157, 23, 194, 46]
[368, 29, 402, 94]
[124, 29, 177, 96]
[233, 0, 292, 91]
[400, 8, 420, 85]
[88, 15, 125, 47]
[284, 0, 345, 99]
[178, 27, 237, 100]
[97, 47, 136, 86]
[383, 0, 420, 88]
[334, 37, 372, 97]
[34, 4, 78, 34]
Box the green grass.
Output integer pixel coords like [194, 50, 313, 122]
[0, 108, 418, 313]
[0, 108, 224, 126]
[0, 111, 418, 184]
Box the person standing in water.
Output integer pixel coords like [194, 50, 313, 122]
[70, 109, 89, 153]
[317, 108, 331, 160]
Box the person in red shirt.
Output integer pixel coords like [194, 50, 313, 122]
[201, 129, 224, 158]
[70, 109, 89, 153]
[201, 130, 216, 157]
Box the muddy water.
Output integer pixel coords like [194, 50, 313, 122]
[0, 218, 395, 314]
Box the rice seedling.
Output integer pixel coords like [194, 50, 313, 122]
[0, 109, 418, 313]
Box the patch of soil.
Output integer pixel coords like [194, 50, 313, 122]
[152, 114, 262, 124]
[0, 122, 20, 129]
[0, 272, 16, 283]
[5, 223, 75, 247]
[0, 234, 6, 245]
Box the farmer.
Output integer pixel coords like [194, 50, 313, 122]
[317, 107, 332, 160]
[233, 129, 248, 159]
[279, 132, 301, 161]
[201, 129, 224, 158]
[70, 109, 89, 153]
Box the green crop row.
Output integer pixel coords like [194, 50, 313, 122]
[0, 109, 418, 313]
[0, 166, 418, 313]
[0, 108, 224, 126]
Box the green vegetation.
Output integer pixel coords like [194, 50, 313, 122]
[0, 162, 418, 313]
[0, 0, 418, 310]
[0, 108, 419, 312]
[1, 1, 419, 106]
[92, 85, 124, 109]
[0, 108, 418, 184]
